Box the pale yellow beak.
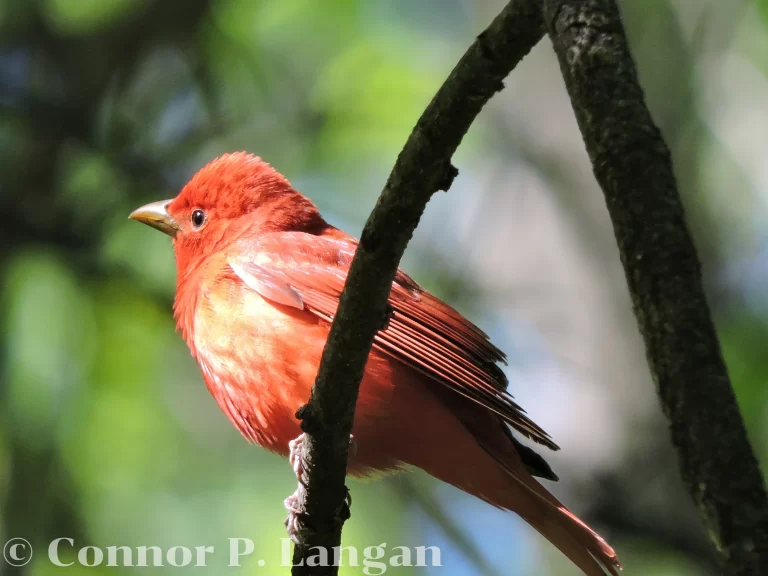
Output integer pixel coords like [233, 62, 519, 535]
[129, 200, 179, 237]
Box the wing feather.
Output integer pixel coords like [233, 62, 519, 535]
[229, 231, 559, 451]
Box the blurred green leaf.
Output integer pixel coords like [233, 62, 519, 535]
[42, 0, 148, 35]
[759, 0, 768, 25]
[2, 251, 95, 450]
[719, 311, 768, 457]
[56, 145, 128, 234]
[102, 216, 177, 295]
[311, 38, 440, 164]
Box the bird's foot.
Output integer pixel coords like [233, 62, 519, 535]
[284, 490, 312, 544]
[288, 433, 306, 477]
[285, 434, 311, 544]
[283, 433, 355, 544]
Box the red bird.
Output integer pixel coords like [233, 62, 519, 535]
[130, 152, 620, 575]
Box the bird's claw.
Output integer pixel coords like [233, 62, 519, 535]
[284, 491, 313, 544]
[285, 433, 311, 544]
[288, 433, 306, 480]
[283, 433, 355, 544]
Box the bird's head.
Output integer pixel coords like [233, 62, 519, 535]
[130, 152, 325, 277]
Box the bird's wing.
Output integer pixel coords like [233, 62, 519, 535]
[228, 231, 558, 450]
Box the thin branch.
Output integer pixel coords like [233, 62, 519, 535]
[289, 1, 545, 573]
[541, 1, 768, 573]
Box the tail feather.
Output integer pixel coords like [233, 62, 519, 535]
[385, 373, 621, 575]
[501, 470, 621, 576]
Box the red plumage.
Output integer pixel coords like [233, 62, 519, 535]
[134, 152, 621, 575]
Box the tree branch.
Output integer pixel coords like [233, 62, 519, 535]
[289, 1, 545, 573]
[541, 1, 768, 573]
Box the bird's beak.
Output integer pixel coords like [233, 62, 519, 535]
[129, 200, 179, 237]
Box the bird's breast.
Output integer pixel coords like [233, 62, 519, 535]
[190, 279, 326, 453]
[182, 272, 406, 475]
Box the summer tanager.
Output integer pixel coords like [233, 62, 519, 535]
[130, 152, 620, 575]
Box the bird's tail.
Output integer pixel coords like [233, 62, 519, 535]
[409, 431, 622, 575]
[494, 467, 621, 576]
[386, 377, 620, 575]
[410, 421, 621, 574]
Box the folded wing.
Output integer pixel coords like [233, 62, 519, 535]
[228, 231, 558, 451]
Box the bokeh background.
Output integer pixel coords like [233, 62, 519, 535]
[1, 0, 767, 574]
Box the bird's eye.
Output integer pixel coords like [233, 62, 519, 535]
[191, 209, 206, 229]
